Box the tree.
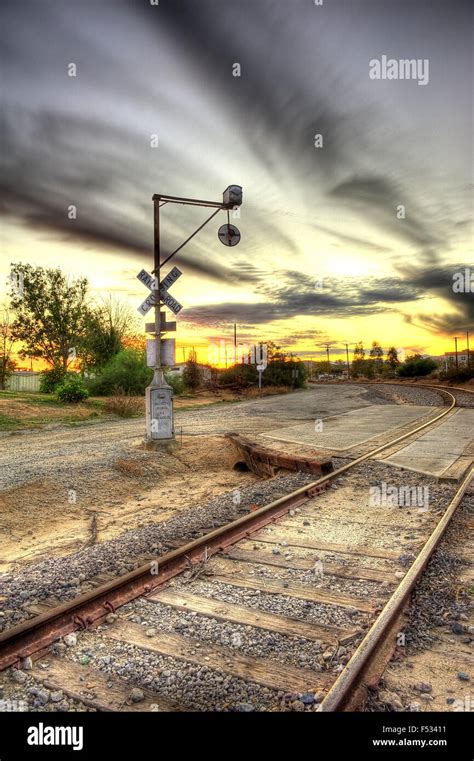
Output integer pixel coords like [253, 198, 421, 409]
[386, 346, 400, 370]
[351, 342, 365, 377]
[80, 297, 138, 371]
[183, 350, 202, 391]
[80, 310, 122, 371]
[369, 341, 384, 376]
[0, 306, 16, 389]
[9, 264, 90, 371]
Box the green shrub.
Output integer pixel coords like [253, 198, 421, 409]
[397, 356, 438, 378]
[218, 360, 307, 388]
[39, 367, 67, 393]
[55, 375, 89, 403]
[439, 366, 474, 382]
[182, 356, 202, 390]
[218, 364, 258, 385]
[262, 359, 307, 388]
[87, 349, 152, 396]
[164, 372, 184, 395]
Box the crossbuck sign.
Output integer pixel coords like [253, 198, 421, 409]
[136, 266, 183, 316]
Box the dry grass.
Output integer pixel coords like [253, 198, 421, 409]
[104, 394, 144, 418]
[241, 386, 291, 398]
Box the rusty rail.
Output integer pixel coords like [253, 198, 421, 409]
[320, 465, 474, 712]
[0, 388, 458, 673]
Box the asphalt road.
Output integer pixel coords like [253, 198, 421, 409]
[0, 385, 374, 491]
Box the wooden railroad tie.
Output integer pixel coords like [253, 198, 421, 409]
[226, 432, 333, 478]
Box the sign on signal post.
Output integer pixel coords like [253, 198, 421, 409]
[137, 267, 183, 317]
[137, 266, 182, 444]
[147, 338, 176, 367]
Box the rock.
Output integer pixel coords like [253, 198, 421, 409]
[12, 669, 27, 684]
[105, 614, 118, 624]
[130, 688, 144, 703]
[322, 650, 333, 661]
[50, 690, 64, 703]
[420, 694, 434, 702]
[303, 520, 310, 526]
[446, 698, 455, 705]
[272, 548, 281, 555]
[413, 682, 432, 693]
[145, 628, 156, 638]
[22, 657, 33, 671]
[237, 703, 254, 712]
[313, 691, 325, 703]
[458, 672, 470, 682]
[407, 702, 421, 712]
[300, 692, 315, 705]
[79, 655, 90, 666]
[394, 571, 405, 580]
[27, 687, 50, 705]
[64, 633, 77, 647]
[379, 690, 404, 711]
[451, 622, 465, 635]
[291, 700, 305, 712]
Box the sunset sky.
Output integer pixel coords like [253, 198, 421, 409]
[1, 0, 472, 366]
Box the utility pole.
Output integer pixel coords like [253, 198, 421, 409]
[316, 341, 336, 377]
[454, 336, 459, 371]
[345, 343, 350, 379]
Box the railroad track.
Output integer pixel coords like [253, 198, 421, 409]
[0, 385, 472, 712]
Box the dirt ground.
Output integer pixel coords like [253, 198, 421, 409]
[0, 435, 258, 574]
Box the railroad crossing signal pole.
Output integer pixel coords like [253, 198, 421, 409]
[142, 186, 243, 449]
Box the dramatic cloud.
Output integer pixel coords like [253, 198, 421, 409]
[1, 0, 471, 350]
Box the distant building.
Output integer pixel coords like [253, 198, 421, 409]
[443, 349, 470, 370]
[167, 362, 213, 383]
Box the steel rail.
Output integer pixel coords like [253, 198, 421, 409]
[320, 464, 474, 712]
[0, 389, 458, 670]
